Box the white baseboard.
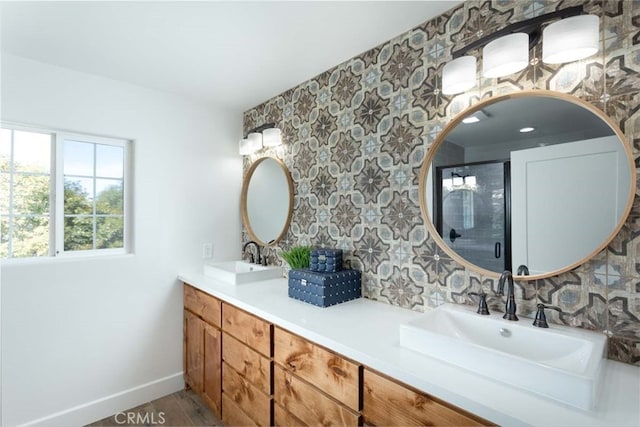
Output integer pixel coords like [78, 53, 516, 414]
[16, 372, 184, 427]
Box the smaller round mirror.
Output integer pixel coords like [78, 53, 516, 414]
[241, 157, 293, 246]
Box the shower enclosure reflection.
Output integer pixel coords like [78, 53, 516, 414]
[435, 162, 509, 273]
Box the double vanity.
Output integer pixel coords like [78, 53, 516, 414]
[183, 90, 640, 425]
[180, 265, 640, 426]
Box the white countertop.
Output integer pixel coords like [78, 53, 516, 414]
[178, 272, 640, 427]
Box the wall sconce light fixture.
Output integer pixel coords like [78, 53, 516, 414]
[238, 137, 252, 155]
[442, 56, 477, 95]
[262, 127, 282, 147]
[542, 14, 600, 64]
[239, 122, 282, 155]
[482, 32, 529, 78]
[442, 6, 599, 95]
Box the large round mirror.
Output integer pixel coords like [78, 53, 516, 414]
[419, 91, 636, 280]
[241, 157, 293, 246]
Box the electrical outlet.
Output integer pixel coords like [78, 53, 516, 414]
[202, 243, 213, 259]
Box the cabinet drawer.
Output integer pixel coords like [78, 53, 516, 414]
[222, 332, 271, 395]
[222, 393, 258, 427]
[274, 365, 359, 427]
[274, 402, 306, 427]
[363, 369, 492, 427]
[274, 327, 359, 411]
[222, 303, 271, 356]
[222, 362, 272, 426]
[184, 284, 221, 327]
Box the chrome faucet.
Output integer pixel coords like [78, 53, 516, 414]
[497, 271, 518, 321]
[242, 240, 261, 264]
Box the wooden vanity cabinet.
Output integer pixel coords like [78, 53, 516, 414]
[362, 368, 493, 427]
[273, 327, 361, 426]
[221, 302, 273, 426]
[183, 284, 222, 417]
[183, 283, 494, 426]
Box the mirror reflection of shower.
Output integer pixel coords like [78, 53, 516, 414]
[435, 162, 510, 273]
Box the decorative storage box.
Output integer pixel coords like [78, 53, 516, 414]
[310, 248, 343, 272]
[288, 269, 361, 308]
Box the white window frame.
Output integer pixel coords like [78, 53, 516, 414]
[55, 132, 132, 257]
[1, 122, 132, 259]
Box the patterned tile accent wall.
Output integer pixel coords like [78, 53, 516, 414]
[242, 0, 640, 366]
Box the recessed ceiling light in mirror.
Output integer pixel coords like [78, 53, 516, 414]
[462, 110, 489, 124]
[519, 127, 535, 133]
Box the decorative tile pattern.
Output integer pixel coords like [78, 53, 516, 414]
[353, 158, 390, 203]
[380, 266, 425, 309]
[608, 335, 640, 366]
[242, 0, 640, 366]
[354, 89, 390, 135]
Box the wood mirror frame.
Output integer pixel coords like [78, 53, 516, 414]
[418, 90, 636, 280]
[241, 157, 294, 247]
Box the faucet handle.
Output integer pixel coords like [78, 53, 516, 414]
[533, 303, 562, 328]
[468, 292, 490, 316]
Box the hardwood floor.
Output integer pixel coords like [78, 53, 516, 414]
[86, 389, 224, 426]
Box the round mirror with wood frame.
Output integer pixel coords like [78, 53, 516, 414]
[418, 90, 636, 280]
[241, 157, 294, 246]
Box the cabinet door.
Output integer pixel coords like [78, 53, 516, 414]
[202, 323, 222, 417]
[184, 310, 204, 393]
[363, 369, 492, 426]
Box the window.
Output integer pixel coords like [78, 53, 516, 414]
[0, 128, 52, 257]
[1, 125, 131, 259]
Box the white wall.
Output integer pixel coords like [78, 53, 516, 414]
[0, 53, 243, 426]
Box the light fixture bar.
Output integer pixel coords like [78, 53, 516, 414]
[239, 122, 282, 155]
[244, 122, 276, 137]
[451, 6, 584, 59]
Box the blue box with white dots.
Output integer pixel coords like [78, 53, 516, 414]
[309, 248, 343, 272]
[288, 268, 360, 307]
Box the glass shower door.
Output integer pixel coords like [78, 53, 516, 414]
[435, 161, 510, 272]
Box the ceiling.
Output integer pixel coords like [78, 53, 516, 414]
[1, 1, 461, 113]
[447, 96, 613, 149]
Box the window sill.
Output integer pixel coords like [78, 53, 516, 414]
[1, 252, 134, 267]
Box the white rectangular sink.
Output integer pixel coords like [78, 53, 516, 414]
[203, 261, 282, 285]
[399, 304, 606, 410]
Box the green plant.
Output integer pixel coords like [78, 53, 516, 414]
[280, 245, 312, 269]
